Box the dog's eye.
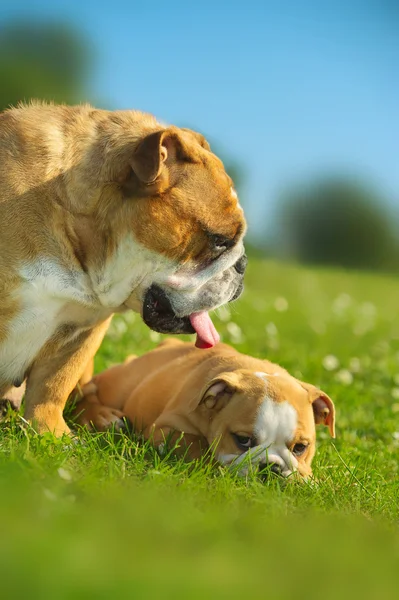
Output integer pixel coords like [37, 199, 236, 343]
[232, 433, 256, 450]
[209, 234, 235, 253]
[213, 235, 229, 249]
[292, 443, 308, 456]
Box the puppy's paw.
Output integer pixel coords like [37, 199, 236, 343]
[93, 406, 127, 432]
[0, 398, 19, 420]
[76, 404, 127, 433]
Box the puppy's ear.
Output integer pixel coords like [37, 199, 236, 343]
[301, 382, 335, 438]
[200, 372, 239, 411]
[131, 127, 202, 184]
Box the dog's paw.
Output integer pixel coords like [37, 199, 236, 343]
[78, 406, 127, 433]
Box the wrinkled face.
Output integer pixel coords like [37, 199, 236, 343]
[90, 121, 247, 344]
[197, 369, 335, 479]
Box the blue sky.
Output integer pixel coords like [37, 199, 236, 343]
[1, 0, 398, 238]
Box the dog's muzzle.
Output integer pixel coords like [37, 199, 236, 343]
[142, 254, 247, 334]
[143, 285, 195, 334]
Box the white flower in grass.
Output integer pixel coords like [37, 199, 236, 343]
[322, 355, 339, 371]
[226, 322, 244, 344]
[360, 302, 377, 318]
[43, 489, 57, 501]
[114, 319, 128, 335]
[332, 293, 352, 314]
[108, 318, 128, 340]
[149, 331, 161, 343]
[274, 297, 288, 312]
[391, 388, 399, 400]
[123, 312, 136, 325]
[349, 357, 361, 373]
[265, 322, 278, 337]
[393, 432, 399, 441]
[335, 369, 353, 386]
[309, 320, 326, 335]
[217, 305, 231, 322]
[267, 339, 280, 350]
[57, 467, 72, 482]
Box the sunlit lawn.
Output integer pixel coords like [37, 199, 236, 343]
[1, 258, 399, 598]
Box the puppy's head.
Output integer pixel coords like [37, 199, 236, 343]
[80, 117, 246, 347]
[195, 369, 335, 478]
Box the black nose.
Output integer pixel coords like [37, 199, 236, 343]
[258, 461, 282, 480]
[234, 253, 247, 275]
[229, 254, 247, 303]
[269, 462, 282, 476]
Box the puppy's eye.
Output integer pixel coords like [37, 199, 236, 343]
[292, 443, 308, 456]
[232, 433, 256, 450]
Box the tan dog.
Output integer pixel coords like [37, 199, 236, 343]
[74, 339, 335, 478]
[0, 103, 246, 435]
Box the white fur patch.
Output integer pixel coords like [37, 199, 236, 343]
[254, 371, 279, 380]
[230, 186, 243, 211]
[254, 397, 297, 445]
[0, 259, 102, 384]
[93, 235, 175, 309]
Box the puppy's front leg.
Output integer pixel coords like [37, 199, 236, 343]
[24, 319, 111, 436]
[71, 383, 126, 432]
[151, 427, 208, 461]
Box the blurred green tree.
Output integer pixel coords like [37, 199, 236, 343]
[0, 21, 93, 110]
[275, 177, 398, 271]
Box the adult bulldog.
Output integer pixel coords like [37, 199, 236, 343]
[0, 103, 246, 436]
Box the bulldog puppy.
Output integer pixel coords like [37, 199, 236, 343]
[73, 339, 335, 478]
[0, 103, 246, 436]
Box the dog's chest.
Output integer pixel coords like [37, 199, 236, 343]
[0, 260, 111, 385]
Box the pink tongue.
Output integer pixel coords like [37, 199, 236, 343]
[189, 311, 220, 349]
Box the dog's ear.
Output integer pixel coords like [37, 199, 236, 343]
[199, 372, 239, 411]
[301, 382, 335, 438]
[131, 130, 170, 183]
[131, 127, 203, 184]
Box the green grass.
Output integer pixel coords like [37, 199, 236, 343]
[1, 258, 399, 598]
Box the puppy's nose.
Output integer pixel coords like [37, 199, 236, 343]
[234, 253, 247, 275]
[269, 462, 282, 476]
[258, 461, 282, 480]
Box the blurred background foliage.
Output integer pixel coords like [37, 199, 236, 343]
[0, 17, 397, 273]
[273, 177, 399, 272]
[0, 22, 93, 109]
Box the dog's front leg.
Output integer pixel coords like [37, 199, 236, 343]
[23, 319, 111, 436]
[150, 426, 208, 461]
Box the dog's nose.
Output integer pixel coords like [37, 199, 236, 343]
[269, 462, 282, 476]
[258, 461, 282, 480]
[234, 253, 247, 275]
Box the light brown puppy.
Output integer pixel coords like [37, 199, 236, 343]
[74, 339, 335, 478]
[0, 103, 246, 435]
